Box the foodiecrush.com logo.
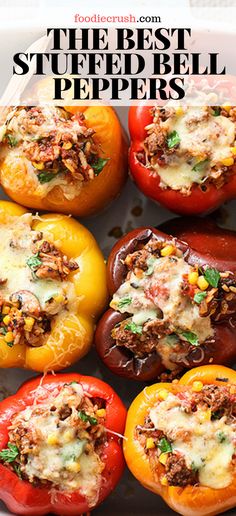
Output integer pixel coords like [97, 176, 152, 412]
[73, 13, 162, 23]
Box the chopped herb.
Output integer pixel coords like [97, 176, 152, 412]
[6, 341, 14, 348]
[6, 134, 18, 147]
[92, 157, 109, 176]
[192, 159, 209, 172]
[13, 464, 22, 479]
[37, 171, 56, 184]
[204, 267, 220, 288]
[211, 410, 222, 420]
[191, 461, 199, 472]
[158, 437, 172, 454]
[194, 291, 207, 304]
[212, 107, 221, 116]
[217, 431, 228, 443]
[118, 297, 132, 309]
[78, 410, 97, 426]
[166, 334, 179, 346]
[0, 327, 7, 336]
[145, 257, 156, 276]
[0, 442, 19, 463]
[181, 331, 199, 346]
[26, 253, 42, 271]
[124, 322, 143, 335]
[166, 130, 181, 149]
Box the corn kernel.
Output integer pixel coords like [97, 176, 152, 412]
[47, 433, 59, 445]
[159, 453, 168, 465]
[96, 408, 106, 418]
[161, 245, 175, 257]
[32, 161, 44, 170]
[63, 142, 73, 150]
[221, 157, 234, 167]
[54, 294, 65, 303]
[63, 429, 74, 443]
[2, 306, 10, 315]
[230, 147, 236, 156]
[3, 315, 10, 325]
[197, 276, 209, 291]
[158, 389, 169, 401]
[160, 475, 168, 486]
[24, 316, 35, 332]
[146, 438, 155, 450]
[4, 332, 13, 343]
[175, 106, 183, 116]
[192, 381, 203, 392]
[66, 461, 81, 473]
[188, 271, 199, 285]
[222, 104, 231, 112]
[198, 409, 211, 423]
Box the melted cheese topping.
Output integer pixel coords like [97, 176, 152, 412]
[149, 392, 235, 489]
[153, 106, 236, 191]
[0, 213, 75, 311]
[111, 255, 213, 344]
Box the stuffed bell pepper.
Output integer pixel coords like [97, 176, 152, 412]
[0, 201, 107, 371]
[0, 372, 126, 515]
[129, 102, 236, 215]
[124, 364, 236, 516]
[95, 220, 236, 381]
[0, 102, 127, 216]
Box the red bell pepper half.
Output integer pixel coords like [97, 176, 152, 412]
[129, 99, 236, 215]
[0, 373, 126, 515]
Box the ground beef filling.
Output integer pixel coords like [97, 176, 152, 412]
[1, 106, 108, 186]
[136, 383, 236, 488]
[0, 227, 79, 348]
[111, 237, 236, 369]
[0, 383, 106, 501]
[138, 105, 236, 194]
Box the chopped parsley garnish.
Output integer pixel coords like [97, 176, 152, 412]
[181, 331, 199, 346]
[217, 431, 228, 443]
[78, 410, 97, 426]
[26, 253, 42, 271]
[194, 291, 207, 304]
[191, 461, 199, 472]
[192, 158, 209, 172]
[145, 257, 156, 276]
[13, 463, 22, 479]
[204, 267, 220, 288]
[37, 171, 56, 184]
[92, 157, 109, 176]
[118, 297, 132, 309]
[124, 322, 143, 335]
[166, 130, 181, 149]
[212, 107, 221, 116]
[6, 134, 18, 147]
[6, 340, 14, 348]
[158, 438, 172, 454]
[0, 442, 19, 463]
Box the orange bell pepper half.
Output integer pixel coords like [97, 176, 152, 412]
[0, 99, 128, 217]
[124, 365, 236, 516]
